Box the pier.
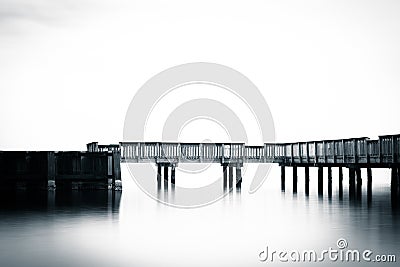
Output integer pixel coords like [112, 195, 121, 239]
[119, 134, 400, 197]
[0, 146, 122, 191]
[1, 134, 400, 197]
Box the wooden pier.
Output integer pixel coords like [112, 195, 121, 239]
[0, 145, 121, 191]
[119, 134, 400, 197]
[1, 134, 399, 196]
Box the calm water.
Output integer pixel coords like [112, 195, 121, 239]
[1, 167, 399, 267]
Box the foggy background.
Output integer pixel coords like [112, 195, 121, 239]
[1, 0, 400, 151]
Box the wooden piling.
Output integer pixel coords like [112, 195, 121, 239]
[391, 167, 398, 197]
[293, 166, 298, 193]
[229, 166, 233, 192]
[223, 165, 228, 192]
[318, 167, 323, 196]
[305, 167, 310, 196]
[164, 166, 169, 191]
[339, 167, 343, 199]
[236, 166, 242, 191]
[113, 151, 122, 190]
[328, 167, 332, 198]
[367, 168, 372, 201]
[281, 166, 285, 192]
[157, 164, 162, 191]
[171, 165, 176, 190]
[356, 168, 362, 200]
[349, 168, 356, 199]
[47, 152, 56, 190]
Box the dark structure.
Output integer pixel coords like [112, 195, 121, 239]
[0, 142, 121, 191]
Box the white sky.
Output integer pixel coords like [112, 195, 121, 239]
[1, 0, 400, 150]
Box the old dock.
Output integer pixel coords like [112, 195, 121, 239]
[0, 143, 121, 191]
[1, 134, 400, 197]
[119, 134, 400, 198]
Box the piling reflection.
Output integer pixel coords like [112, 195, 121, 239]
[0, 189, 121, 214]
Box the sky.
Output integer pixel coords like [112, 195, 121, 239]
[1, 0, 400, 151]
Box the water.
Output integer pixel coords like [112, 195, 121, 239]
[1, 167, 399, 267]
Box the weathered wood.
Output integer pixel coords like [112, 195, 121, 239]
[356, 168, 362, 200]
[328, 167, 332, 198]
[228, 166, 233, 191]
[157, 164, 162, 191]
[349, 168, 356, 199]
[339, 167, 343, 198]
[236, 166, 242, 190]
[305, 167, 309, 196]
[367, 168, 372, 200]
[281, 166, 285, 192]
[164, 166, 169, 191]
[223, 165, 228, 192]
[318, 167, 323, 196]
[293, 166, 297, 193]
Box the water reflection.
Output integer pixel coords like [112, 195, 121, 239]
[0, 189, 121, 213]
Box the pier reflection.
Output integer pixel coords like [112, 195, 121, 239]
[0, 189, 121, 214]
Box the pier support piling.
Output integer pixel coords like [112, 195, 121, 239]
[293, 166, 298, 193]
[305, 167, 310, 196]
[318, 167, 323, 196]
[171, 165, 176, 191]
[356, 168, 362, 200]
[236, 165, 242, 191]
[367, 168, 372, 202]
[349, 168, 356, 199]
[281, 166, 285, 192]
[157, 164, 162, 191]
[328, 167, 332, 198]
[223, 165, 228, 192]
[229, 166, 233, 192]
[47, 152, 56, 191]
[391, 167, 398, 197]
[164, 166, 169, 192]
[339, 167, 343, 199]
